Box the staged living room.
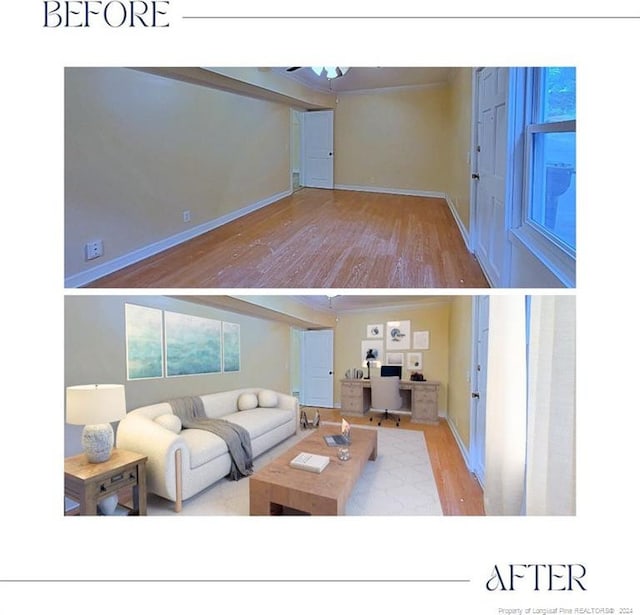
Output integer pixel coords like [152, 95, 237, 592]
[64, 294, 576, 517]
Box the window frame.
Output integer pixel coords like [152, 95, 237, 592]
[509, 67, 576, 287]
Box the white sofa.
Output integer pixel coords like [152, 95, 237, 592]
[116, 388, 299, 511]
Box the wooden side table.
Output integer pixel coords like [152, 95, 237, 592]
[64, 448, 148, 516]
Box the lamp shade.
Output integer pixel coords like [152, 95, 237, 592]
[66, 384, 126, 425]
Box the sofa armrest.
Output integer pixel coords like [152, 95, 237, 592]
[274, 392, 300, 422]
[116, 414, 188, 501]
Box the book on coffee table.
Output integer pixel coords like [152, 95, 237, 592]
[289, 452, 330, 473]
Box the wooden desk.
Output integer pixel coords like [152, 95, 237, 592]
[64, 448, 147, 515]
[341, 379, 440, 424]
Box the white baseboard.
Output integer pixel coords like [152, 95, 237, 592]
[443, 195, 472, 252]
[334, 183, 447, 200]
[447, 417, 473, 472]
[65, 189, 292, 288]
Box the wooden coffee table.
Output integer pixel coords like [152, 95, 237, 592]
[249, 425, 377, 515]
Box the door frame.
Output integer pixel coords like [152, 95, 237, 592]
[290, 108, 303, 193]
[469, 295, 489, 487]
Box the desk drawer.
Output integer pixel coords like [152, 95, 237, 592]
[413, 390, 437, 405]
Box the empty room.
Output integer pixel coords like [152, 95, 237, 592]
[65, 67, 576, 289]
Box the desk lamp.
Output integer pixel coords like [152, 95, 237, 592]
[363, 349, 379, 379]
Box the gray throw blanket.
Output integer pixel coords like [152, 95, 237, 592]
[168, 396, 253, 480]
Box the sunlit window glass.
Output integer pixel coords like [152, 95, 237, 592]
[528, 67, 576, 251]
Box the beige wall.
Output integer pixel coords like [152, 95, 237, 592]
[333, 302, 451, 414]
[334, 85, 452, 193]
[65, 68, 292, 279]
[447, 68, 473, 231]
[64, 295, 292, 456]
[447, 296, 474, 449]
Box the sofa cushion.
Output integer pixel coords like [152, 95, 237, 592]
[258, 390, 278, 408]
[237, 392, 258, 411]
[224, 408, 292, 440]
[180, 428, 229, 469]
[155, 414, 182, 434]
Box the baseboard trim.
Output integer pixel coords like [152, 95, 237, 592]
[447, 417, 473, 472]
[65, 189, 292, 287]
[443, 195, 472, 252]
[334, 183, 448, 200]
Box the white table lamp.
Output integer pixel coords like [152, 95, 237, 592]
[66, 384, 126, 463]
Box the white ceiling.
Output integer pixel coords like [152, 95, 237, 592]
[273, 67, 455, 93]
[291, 295, 453, 312]
[175, 295, 454, 330]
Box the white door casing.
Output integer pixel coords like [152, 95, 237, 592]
[470, 295, 489, 487]
[302, 110, 334, 189]
[473, 67, 509, 287]
[301, 329, 334, 407]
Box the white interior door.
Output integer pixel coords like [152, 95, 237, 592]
[473, 67, 509, 287]
[470, 295, 489, 487]
[302, 110, 334, 189]
[301, 329, 334, 407]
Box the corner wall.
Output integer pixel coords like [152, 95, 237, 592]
[446, 68, 473, 232]
[334, 85, 452, 193]
[447, 296, 474, 449]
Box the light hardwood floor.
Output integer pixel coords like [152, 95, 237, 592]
[86, 189, 489, 289]
[303, 406, 485, 516]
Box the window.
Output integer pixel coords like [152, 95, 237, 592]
[527, 67, 576, 250]
[511, 67, 576, 286]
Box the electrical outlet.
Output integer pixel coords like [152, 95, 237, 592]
[183, 210, 191, 223]
[85, 240, 103, 261]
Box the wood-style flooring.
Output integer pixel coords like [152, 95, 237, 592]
[86, 189, 489, 289]
[303, 406, 485, 516]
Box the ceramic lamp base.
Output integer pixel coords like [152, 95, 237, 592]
[82, 423, 114, 463]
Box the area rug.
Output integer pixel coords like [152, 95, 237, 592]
[146, 424, 443, 516]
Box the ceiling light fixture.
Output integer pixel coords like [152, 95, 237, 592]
[311, 66, 350, 80]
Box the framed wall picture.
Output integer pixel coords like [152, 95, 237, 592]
[413, 330, 430, 350]
[362, 340, 384, 363]
[367, 323, 384, 338]
[222, 322, 241, 372]
[125, 303, 164, 380]
[386, 320, 411, 350]
[407, 352, 423, 370]
[165, 311, 221, 377]
[385, 352, 404, 366]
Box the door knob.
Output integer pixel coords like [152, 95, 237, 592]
[471, 392, 480, 398]
[471, 173, 480, 180]
[329, 152, 333, 156]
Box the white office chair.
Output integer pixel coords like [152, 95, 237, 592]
[369, 376, 403, 427]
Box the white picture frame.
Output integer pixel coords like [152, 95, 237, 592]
[386, 352, 404, 366]
[367, 323, 384, 338]
[413, 330, 430, 350]
[407, 352, 423, 370]
[362, 340, 384, 363]
[386, 320, 411, 350]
